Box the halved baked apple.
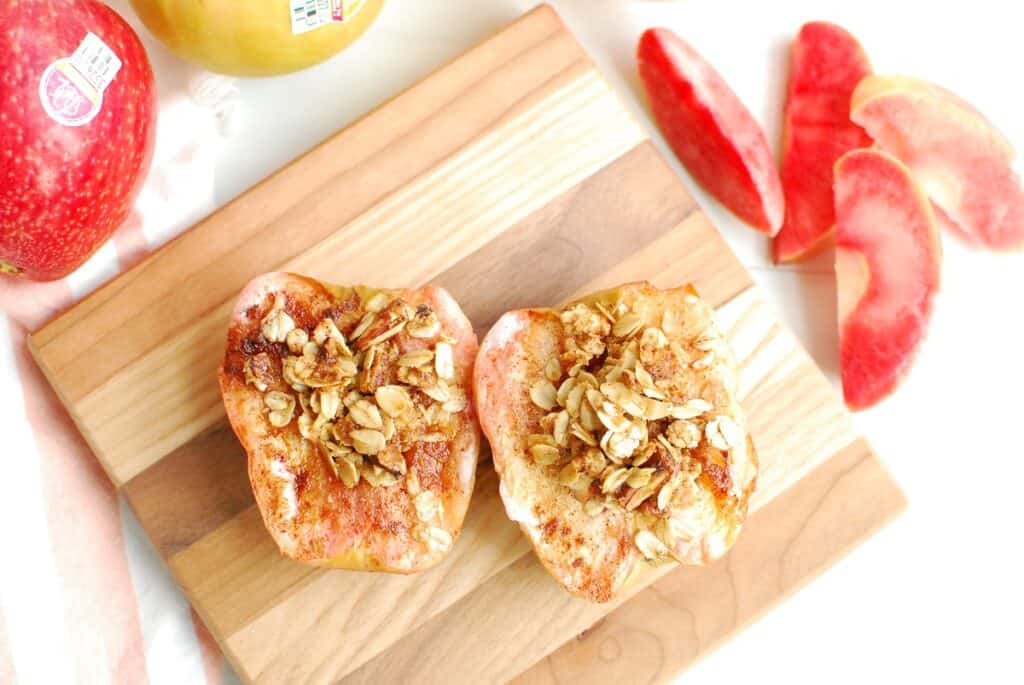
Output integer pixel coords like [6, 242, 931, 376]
[219, 273, 480, 573]
[475, 282, 756, 602]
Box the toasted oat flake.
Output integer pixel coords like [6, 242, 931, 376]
[313, 319, 343, 346]
[544, 358, 562, 383]
[365, 321, 407, 347]
[530, 443, 561, 466]
[553, 410, 570, 447]
[331, 454, 360, 488]
[434, 342, 455, 380]
[377, 447, 407, 475]
[705, 417, 733, 451]
[670, 398, 713, 420]
[571, 422, 598, 447]
[382, 414, 396, 441]
[422, 382, 451, 403]
[351, 429, 386, 455]
[578, 398, 602, 433]
[349, 312, 376, 340]
[657, 477, 679, 511]
[558, 461, 580, 486]
[363, 464, 400, 488]
[612, 312, 643, 338]
[594, 300, 616, 324]
[716, 415, 744, 450]
[399, 349, 434, 367]
[349, 399, 384, 430]
[376, 385, 413, 417]
[601, 467, 630, 494]
[316, 388, 342, 421]
[626, 467, 656, 489]
[261, 309, 295, 343]
[530, 379, 558, 411]
[285, 328, 309, 355]
[265, 390, 293, 411]
[363, 292, 392, 313]
[565, 383, 586, 417]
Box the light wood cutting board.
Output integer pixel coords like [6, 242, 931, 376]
[29, 6, 905, 684]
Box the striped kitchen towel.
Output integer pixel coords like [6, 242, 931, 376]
[0, 3, 239, 682]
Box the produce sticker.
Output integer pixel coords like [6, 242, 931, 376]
[290, 0, 353, 35]
[38, 32, 122, 127]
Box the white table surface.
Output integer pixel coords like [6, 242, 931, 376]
[211, 0, 1019, 682]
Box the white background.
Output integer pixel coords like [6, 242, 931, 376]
[7, 1, 1020, 683]
[215, 3, 1024, 681]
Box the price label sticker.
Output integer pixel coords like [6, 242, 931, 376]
[290, 0, 346, 35]
[38, 32, 121, 127]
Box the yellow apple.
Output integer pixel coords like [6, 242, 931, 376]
[129, 0, 384, 77]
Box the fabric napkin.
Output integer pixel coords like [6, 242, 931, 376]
[0, 2, 238, 682]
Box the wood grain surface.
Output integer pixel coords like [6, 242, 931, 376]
[29, 5, 904, 684]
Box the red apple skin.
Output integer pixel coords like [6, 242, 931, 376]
[0, 0, 156, 281]
[834, 149, 941, 411]
[773, 22, 873, 263]
[638, 28, 784, 234]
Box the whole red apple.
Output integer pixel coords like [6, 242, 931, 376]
[0, 0, 156, 281]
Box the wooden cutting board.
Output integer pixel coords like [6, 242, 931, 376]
[29, 5, 905, 684]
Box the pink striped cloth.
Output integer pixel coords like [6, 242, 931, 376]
[0, 3, 236, 682]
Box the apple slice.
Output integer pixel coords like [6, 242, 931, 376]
[834, 150, 941, 410]
[219, 273, 480, 572]
[475, 282, 757, 602]
[638, 28, 784, 234]
[852, 75, 1024, 250]
[773, 22, 873, 263]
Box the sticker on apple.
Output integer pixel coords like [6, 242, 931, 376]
[38, 32, 122, 128]
[290, 0, 350, 35]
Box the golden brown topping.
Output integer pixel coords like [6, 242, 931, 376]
[252, 295, 463, 490]
[525, 292, 747, 562]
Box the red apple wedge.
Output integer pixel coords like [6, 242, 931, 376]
[852, 75, 1024, 250]
[773, 21, 872, 263]
[638, 28, 784, 234]
[834, 150, 941, 410]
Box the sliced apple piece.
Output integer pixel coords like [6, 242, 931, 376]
[219, 273, 480, 572]
[475, 282, 757, 602]
[834, 150, 941, 410]
[638, 28, 784, 234]
[773, 21, 873, 263]
[852, 75, 1024, 250]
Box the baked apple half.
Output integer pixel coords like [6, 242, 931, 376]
[219, 273, 480, 573]
[475, 282, 757, 602]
